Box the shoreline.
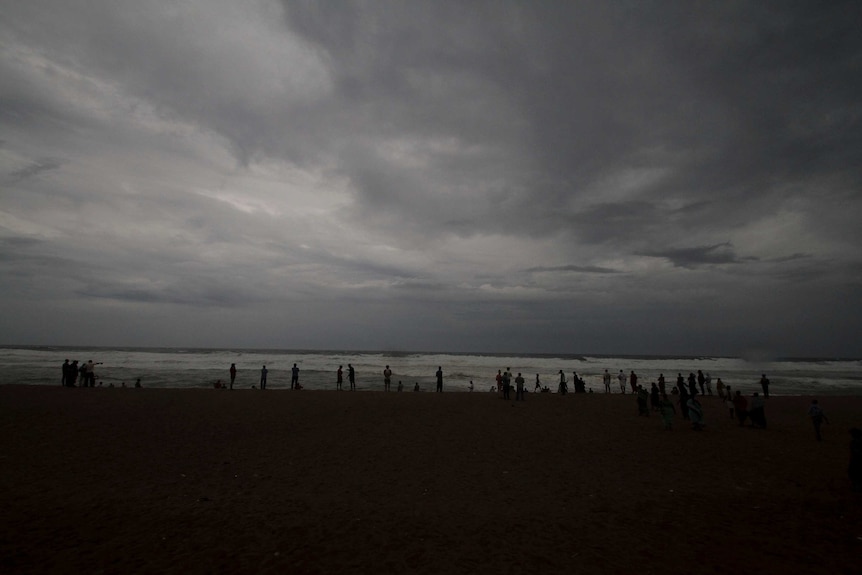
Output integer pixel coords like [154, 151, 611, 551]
[2, 386, 860, 573]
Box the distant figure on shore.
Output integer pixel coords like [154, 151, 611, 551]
[260, 365, 268, 390]
[413, 382, 420, 392]
[436, 366, 443, 392]
[535, 374, 541, 393]
[502, 369, 511, 399]
[687, 396, 704, 430]
[650, 382, 660, 411]
[724, 385, 734, 418]
[291, 363, 300, 390]
[515, 373, 525, 401]
[705, 373, 713, 395]
[733, 391, 748, 426]
[397, 380, 403, 392]
[659, 394, 676, 430]
[760, 374, 770, 398]
[716, 378, 726, 400]
[603, 370, 611, 393]
[337, 365, 343, 391]
[134, 378, 141, 388]
[61, 359, 70, 387]
[383, 365, 392, 392]
[697, 371, 706, 395]
[86, 360, 102, 387]
[658, 373, 666, 395]
[348, 364, 356, 391]
[618, 370, 626, 393]
[687, 373, 698, 397]
[678, 385, 690, 420]
[636, 385, 649, 416]
[213, 379, 224, 389]
[849, 428, 862, 492]
[629, 371, 638, 394]
[468, 380, 474, 392]
[496, 370, 503, 392]
[749, 393, 766, 428]
[807, 399, 828, 441]
[558, 370, 568, 395]
[229, 363, 237, 390]
[70, 360, 79, 387]
[676, 373, 685, 395]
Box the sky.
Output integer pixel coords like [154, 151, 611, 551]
[1, 1, 860, 357]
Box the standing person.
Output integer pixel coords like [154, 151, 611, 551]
[348, 364, 356, 391]
[515, 373, 525, 401]
[716, 378, 726, 400]
[291, 363, 300, 390]
[732, 391, 749, 426]
[650, 382, 660, 411]
[336, 365, 343, 391]
[725, 385, 735, 418]
[618, 370, 626, 394]
[383, 365, 392, 392]
[658, 373, 666, 395]
[502, 369, 511, 399]
[678, 384, 690, 420]
[760, 374, 770, 399]
[749, 393, 766, 428]
[468, 380, 474, 392]
[69, 360, 79, 387]
[807, 399, 828, 441]
[659, 394, 676, 430]
[229, 363, 237, 390]
[603, 369, 611, 393]
[636, 386, 649, 416]
[697, 370, 706, 395]
[558, 370, 568, 395]
[435, 366, 443, 392]
[61, 359, 70, 387]
[687, 373, 698, 397]
[535, 374, 541, 393]
[687, 396, 705, 430]
[260, 365, 268, 390]
[705, 373, 713, 395]
[86, 360, 101, 387]
[676, 373, 685, 393]
[495, 370, 503, 392]
[629, 371, 638, 394]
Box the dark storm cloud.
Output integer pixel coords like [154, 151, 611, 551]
[0, 0, 860, 355]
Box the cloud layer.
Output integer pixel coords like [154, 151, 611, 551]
[1, 0, 860, 356]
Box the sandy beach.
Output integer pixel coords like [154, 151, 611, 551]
[1, 386, 860, 574]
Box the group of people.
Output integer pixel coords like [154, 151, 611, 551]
[61, 359, 102, 387]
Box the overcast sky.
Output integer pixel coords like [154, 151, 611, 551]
[1, 1, 860, 357]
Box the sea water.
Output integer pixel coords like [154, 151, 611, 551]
[1, 346, 860, 395]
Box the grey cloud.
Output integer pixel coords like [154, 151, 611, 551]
[7, 158, 65, 183]
[639, 243, 758, 268]
[526, 265, 621, 275]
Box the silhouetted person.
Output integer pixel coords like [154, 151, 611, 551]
[535, 374, 542, 393]
[687, 373, 698, 397]
[658, 373, 666, 395]
[760, 374, 770, 398]
[383, 365, 392, 391]
[808, 399, 828, 441]
[260, 365, 268, 390]
[291, 363, 300, 390]
[436, 366, 443, 392]
[697, 370, 706, 395]
[749, 393, 766, 428]
[733, 391, 749, 426]
[337, 365, 343, 391]
[348, 364, 356, 391]
[229, 363, 237, 390]
[515, 373, 525, 401]
[61, 359, 70, 387]
[558, 370, 568, 395]
[629, 371, 637, 393]
[618, 370, 626, 393]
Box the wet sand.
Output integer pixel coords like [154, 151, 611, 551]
[1, 386, 860, 574]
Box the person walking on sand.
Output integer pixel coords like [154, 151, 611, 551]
[436, 366, 443, 392]
[558, 370, 568, 395]
[658, 373, 666, 395]
[383, 365, 392, 392]
[760, 374, 770, 399]
[535, 374, 541, 393]
[260, 365, 268, 390]
[603, 369, 611, 393]
[808, 399, 828, 441]
[229, 363, 237, 390]
[291, 363, 300, 390]
[336, 365, 343, 391]
[618, 370, 626, 394]
[697, 370, 706, 395]
[629, 371, 638, 394]
[348, 364, 356, 391]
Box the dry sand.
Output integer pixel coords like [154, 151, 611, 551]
[1, 386, 860, 574]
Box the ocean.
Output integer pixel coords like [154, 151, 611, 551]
[2, 346, 861, 395]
